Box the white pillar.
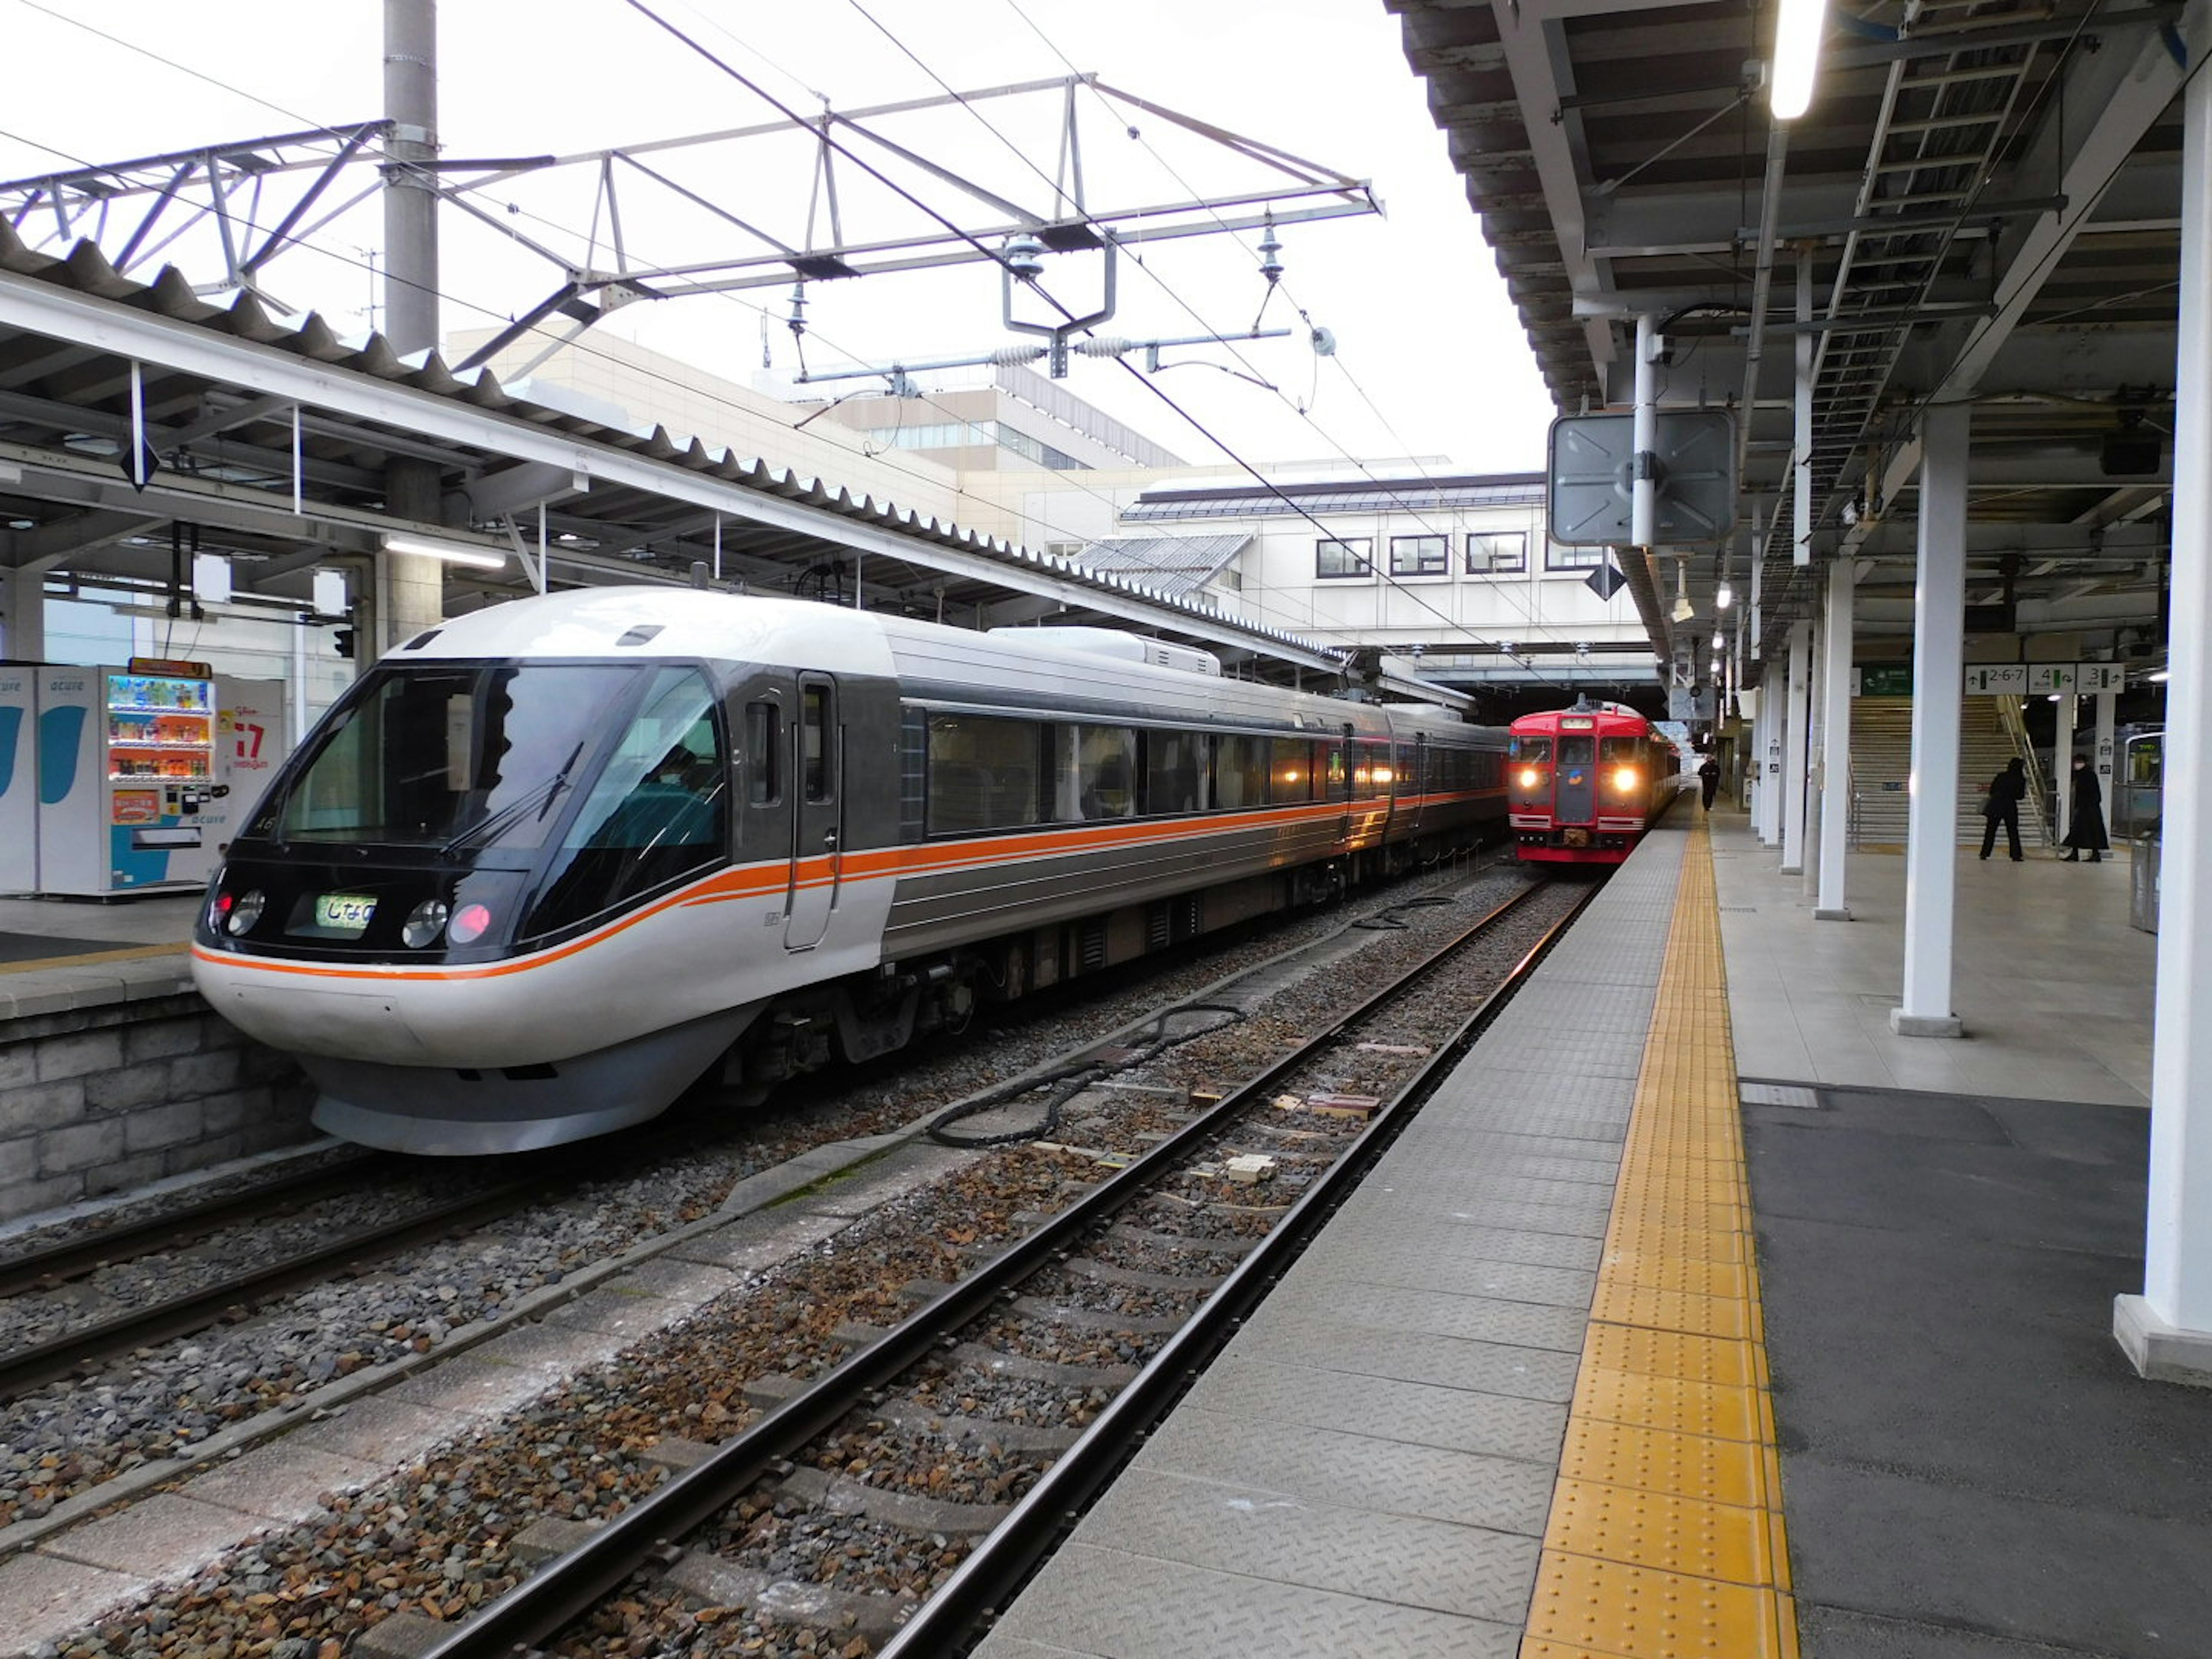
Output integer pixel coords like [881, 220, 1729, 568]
[2054, 690, 2077, 844]
[1780, 620, 1812, 873]
[2117, 54, 2212, 1383]
[1892, 402, 1969, 1039]
[1817, 555, 1855, 918]
[1802, 604, 1825, 897]
[0, 565, 45, 662]
[2094, 689, 2118, 827]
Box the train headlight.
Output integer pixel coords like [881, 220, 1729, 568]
[1613, 767, 1640, 791]
[448, 902, 495, 946]
[1517, 767, 1542, 790]
[402, 899, 451, 949]
[226, 889, 264, 935]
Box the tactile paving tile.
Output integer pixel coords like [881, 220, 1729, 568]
[1588, 1283, 1750, 1342]
[1137, 1407, 1558, 1536]
[1572, 1364, 1760, 1442]
[1580, 1325, 1756, 1389]
[1524, 1552, 1794, 1659]
[1597, 1249, 1749, 1300]
[983, 1541, 1520, 1659]
[1555, 1418, 1768, 1510]
[1179, 1354, 1571, 1464]
[1604, 1218, 1747, 1265]
[1541, 1476, 1774, 1584]
[1082, 1467, 1541, 1625]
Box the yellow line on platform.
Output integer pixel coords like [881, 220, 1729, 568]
[0, 942, 184, 976]
[1521, 817, 1799, 1659]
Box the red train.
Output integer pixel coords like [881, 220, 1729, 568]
[1508, 702, 1677, 865]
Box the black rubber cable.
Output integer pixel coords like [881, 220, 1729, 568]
[925, 1001, 1247, 1148]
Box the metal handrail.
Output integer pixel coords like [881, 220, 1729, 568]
[1994, 694, 2055, 846]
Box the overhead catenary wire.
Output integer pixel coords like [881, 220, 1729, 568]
[822, 0, 1580, 691]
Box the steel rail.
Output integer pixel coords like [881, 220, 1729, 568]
[878, 880, 1599, 1657]
[0, 1152, 385, 1300]
[418, 875, 1577, 1659]
[0, 1172, 579, 1403]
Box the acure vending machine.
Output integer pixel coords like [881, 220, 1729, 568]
[0, 662, 34, 893]
[35, 657, 224, 896]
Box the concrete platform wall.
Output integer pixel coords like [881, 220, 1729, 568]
[0, 995, 315, 1222]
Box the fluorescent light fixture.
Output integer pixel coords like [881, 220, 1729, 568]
[1715, 582, 1734, 609]
[1713, 630, 1725, 649]
[2149, 669, 2171, 683]
[1771, 0, 1830, 120]
[382, 532, 506, 571]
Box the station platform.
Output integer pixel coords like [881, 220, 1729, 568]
[0, 892, 200, 1020]
[978, 810, 2212, 1659]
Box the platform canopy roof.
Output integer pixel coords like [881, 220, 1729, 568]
[0, 221, 1353, 680]
[1391, 0, 2202, 683]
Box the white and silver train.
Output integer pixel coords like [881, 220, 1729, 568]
[191, 589, 1508, 1154]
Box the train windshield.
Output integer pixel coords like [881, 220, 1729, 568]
[268, 664, 645, 848]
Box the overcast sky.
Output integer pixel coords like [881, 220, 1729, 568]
[0, 0, 1555, 476]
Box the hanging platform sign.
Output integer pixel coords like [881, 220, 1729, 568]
[1547, 410, 1738, 547]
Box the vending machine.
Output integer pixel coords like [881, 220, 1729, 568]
[203, 675, 291, 859]
[36, 658, 222, 896]
[0, 662, 34, 893]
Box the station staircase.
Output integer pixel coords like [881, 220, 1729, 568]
[1848, 696, 2049, 850]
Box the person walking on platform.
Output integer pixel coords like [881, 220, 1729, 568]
[1698, 752, 1721, 811]
[2061, 753, 2110, 862]
[1980, 756, 2027, 861]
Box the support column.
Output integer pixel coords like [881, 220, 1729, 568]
[1891, 403, 1969, 1039]
[1779, 621, 1812, 874]
[2094, 688, 2118, 827]
[2054, 690, 2078, 844]
[2117, 51, 2212, 1383]
[378, 461, 445, 654]
[0, 565, 45, 662]
[382, 0, 440, 357]
[1817, 554, 1855, 918]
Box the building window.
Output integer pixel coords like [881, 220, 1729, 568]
[1545, 540, 1604, 570]
[1316, 538, 1373, 579]
[1388, 534, 1447, 577]
[1465, 531, 1527, 574]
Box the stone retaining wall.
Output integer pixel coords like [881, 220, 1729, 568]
[0, 994, 316, 1224]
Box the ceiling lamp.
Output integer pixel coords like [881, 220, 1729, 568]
[1716, 581, 1734, 609]
[382, 532, 507, 571]
[1771, 0, 1830, 120]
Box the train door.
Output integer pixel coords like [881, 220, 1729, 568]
[1555, 730, 1598, 825]
[784, 675, 841, 950]
[1403, 734, 1426, 832]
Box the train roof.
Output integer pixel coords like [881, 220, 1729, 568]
[1510, 704, 1657, 737]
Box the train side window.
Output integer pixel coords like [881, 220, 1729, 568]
[1324, 744, 1350, 802]
[745, 702, 781, 805]
[1073, 724, 1136, 819]
[928, 713, 1042, 834]
[1214, 734, 1268, 809]
[801, 684, 833, 803]
[1144, 729, 1205, 815]
[1269, 738, 1311, 803]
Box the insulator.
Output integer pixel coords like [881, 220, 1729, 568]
[1071, 338, 1137, 358]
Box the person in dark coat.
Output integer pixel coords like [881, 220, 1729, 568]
[2061, 754, 2110, 862]
[1698, 753, 1721, 810]
[1979, 756, 2027, 861]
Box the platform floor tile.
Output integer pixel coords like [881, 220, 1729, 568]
[1231, 1316, 1585, 1402]
[1137, 1407, 1558, 1536]
[1080, 1466, 1541, 1624]
[1423, 1063, 1639, 1116]
[980, 1543, 1520, 1659]
[1259, 1279, 1589, 1352]
[1288, 1248, 1597, 1310]
[1179, 1355, 1570, 1464]
[1284, 1212, 1606, 1272]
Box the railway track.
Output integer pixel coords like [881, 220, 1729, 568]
[411, 874, 1590, 1659]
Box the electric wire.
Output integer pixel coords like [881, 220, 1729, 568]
[831, 0, 1580, 691]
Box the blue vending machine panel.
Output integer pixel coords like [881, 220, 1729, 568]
[0, 665, 34, 892]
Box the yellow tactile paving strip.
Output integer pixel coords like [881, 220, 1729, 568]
[0, 942, 183, 976]
[1521, 820, 1799, 1659]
